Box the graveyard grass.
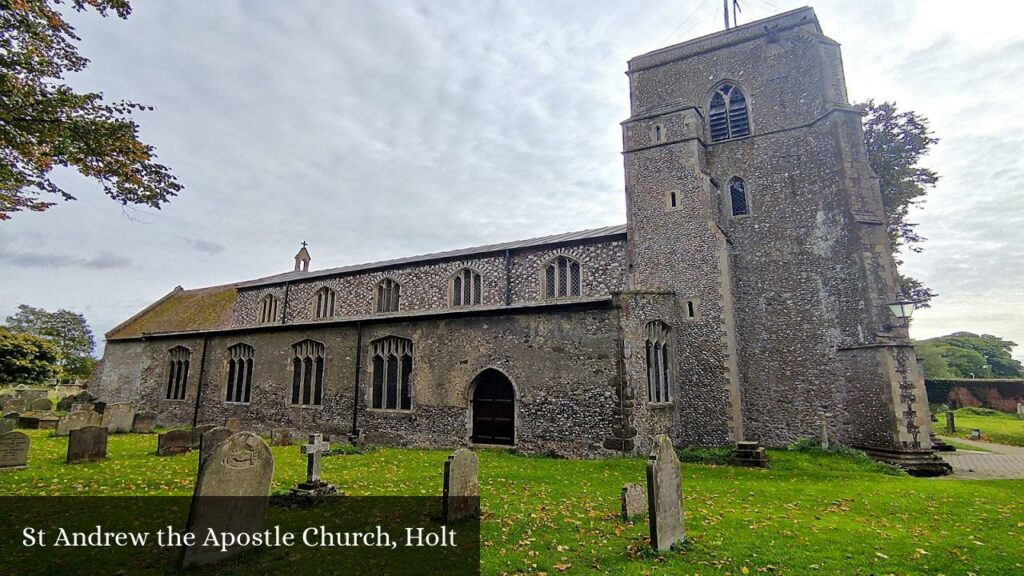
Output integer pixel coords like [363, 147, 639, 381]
[949, 408, 1024, 447]
[2, 431, 1022, 576]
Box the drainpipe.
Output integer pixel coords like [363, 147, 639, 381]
[504, 249, 512, 306]
[350, 321, 363, 438]
[191, 334, 210, 428]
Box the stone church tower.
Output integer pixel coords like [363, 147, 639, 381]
[620, 7, 947, 473]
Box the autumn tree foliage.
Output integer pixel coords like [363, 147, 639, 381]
[0, 0, 182, 220]
[858, 100, 940, 307]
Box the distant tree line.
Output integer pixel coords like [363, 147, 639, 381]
[0, 305, 95, 386]
[915, 332, 1024, 379]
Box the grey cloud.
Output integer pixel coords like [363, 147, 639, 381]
[181, 237, 226, 254]
[0, 251, 130, 270]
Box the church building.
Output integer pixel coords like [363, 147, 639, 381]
[92, 8, 949, 475]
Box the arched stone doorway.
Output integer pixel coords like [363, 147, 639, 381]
[470, 369, 515, 445]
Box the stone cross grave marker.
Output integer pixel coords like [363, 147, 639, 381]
[224, 417, 241, 433]
[191, 424, 217, 448]
[620, 483, 646, 520]
[56, 410, 101, 437]
[292, 434, 336, 496]
[29, 398, 52, 412]
[646, 434, 685, 551]
[157, 430, 193, 456]
[180, 432, 273, 568]
[66, 426, 108, 464]
[132, 412, 156, 434]
[100, 403, 135, 433]
[442, 448, 479, 523]
[0, 431, 30, 470]
[199, 427, 234, 469]
[946, 411, 956, 434]
[271, 428, 293, 446]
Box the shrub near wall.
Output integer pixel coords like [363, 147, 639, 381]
[925, 379, 1024, 412]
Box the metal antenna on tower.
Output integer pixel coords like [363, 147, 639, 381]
[732, 0, 742, 27]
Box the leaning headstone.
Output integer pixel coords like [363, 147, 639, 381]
[180, 432, 274, 567]
[56, 410, 101, 437]
[56, 395, 78, 412]
[970, 428, 982, 440]
[132, 412, 156, 434]
[29, 398, 53, 412]
[199, 427, 234, 468]
[946, 411, 956, 434]
[223, 417, 241, 433]
[442, 448, 479, 523]
[0, 419, 13, 435]
[157, 430, 193, 456]
[0, 431, 30, 470]
[192, 424, 217, 448]
[291, 434, 336, 496]
[646, 434, 685, 551]
[100, 402, 135, 433]
[271, 428, 293, 446]
[620, 483, 646, 520]
[66, 426, 108, 464]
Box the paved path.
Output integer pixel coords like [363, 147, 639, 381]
[937, 436, 1024, 480]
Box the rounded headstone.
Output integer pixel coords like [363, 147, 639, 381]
[0, 430, 29, 470]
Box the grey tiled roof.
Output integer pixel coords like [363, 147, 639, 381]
[236, 224, 628, 289]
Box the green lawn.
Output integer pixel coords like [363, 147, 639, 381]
[948, 408, 1024, 447]
[1, 430, 1022, 575]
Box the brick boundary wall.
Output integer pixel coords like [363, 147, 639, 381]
[925, 379, 1024, 412]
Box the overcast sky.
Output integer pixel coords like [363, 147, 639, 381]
[1, 0, 1022, 359]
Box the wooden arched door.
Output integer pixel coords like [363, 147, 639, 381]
[471, 369, 515, 445]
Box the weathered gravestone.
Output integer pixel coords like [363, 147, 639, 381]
[291, 434, 336, 496]
[199, 427, 234, 468]
[0, 419, 13, 435]
[819, 418, 830, 450]
[66, 426, 108, 464]
[270, 428, 293, 446]
[946, 411, 956, 434]
[132, 412, 156, 434]
[646, 434, 685, 551]
[100, 403, 135, 433]
[224, 417, 241, 433]
[620, 483, 646, 520]
[56, 395, 78, 412]
[1, 397, 22, 414]
[970, 428, 982, 440]
[442, 448, 479, 523]
[180, 432, 274, 568]
[1018, 403, 1024, 420]
[29, 398, 53, 412]
[56, 411, 101, 437]
[192, 424, 217, 448]
[0, 431, 30, 470]
[157, 430, 192, 455]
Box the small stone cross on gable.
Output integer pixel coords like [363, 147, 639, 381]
[300, 433, 330, 484]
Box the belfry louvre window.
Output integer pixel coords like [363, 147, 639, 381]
[709, 84, 750, 142]
[645, 321, 672, 404]
[375, 278, 401, 313]
[165, 346, 191, 400]
[451, 268, 482, 307]
[258, 294, 279, 324]
[291, 339, 324, 406]
[544, 256, 582, 299]
[729, 177, 749, 216]
[314, 286, 336, 319]
[370, 337, 413, 411]
[225, 343, 254, 404]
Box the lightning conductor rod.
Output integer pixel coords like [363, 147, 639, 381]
[723, 0, 730, 28]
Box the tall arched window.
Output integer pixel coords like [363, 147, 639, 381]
[543, 256, 582, 299]
[165, 346, 191, 400]
[645, 321, 672, 404]
[451, 268, 482, 307]
[313, 286, 336, 319]
[370, 337, 413, 411]
[258, 294, 279, 324]
[291, 339, 324, 406]
[226, 343, 254, 404]
[709, 84, 750, 142]
[729, 177, 749, 216]
[375, 278, 401, 313]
